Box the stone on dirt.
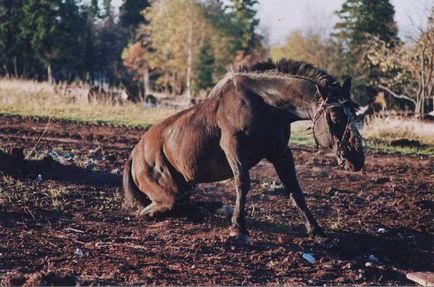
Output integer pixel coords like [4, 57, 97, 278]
[215, 204, 233, 217]
[368, 254, 381, 264]
[302, 253, 316, 264]
[406, 272, 434, 286]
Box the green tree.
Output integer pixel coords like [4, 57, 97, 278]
[93, 18, 125, 85]
[20, 0, 60, 82]
[20, 0, 85, 82]
[194, 43, 215, 94]
[226, 0, 260, 54]
[335, 0, 398, 49]
[56, 0, 87, 79]
[119, 0, 150, 40]
[334, 0, 399, 103]
[87, 0, 99, 18]
[0, 0, 25, 77]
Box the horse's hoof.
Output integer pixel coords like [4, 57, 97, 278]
[318, 237, 338, 249]
[307, 228, 338, 248]
[136, 208, 155, 218]
[229, 227, 250, 244]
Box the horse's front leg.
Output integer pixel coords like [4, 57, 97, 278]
[268, 146, 324, 237]
[220, 133, 251, 241]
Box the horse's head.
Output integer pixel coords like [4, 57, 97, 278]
[312, 78, 365, 171]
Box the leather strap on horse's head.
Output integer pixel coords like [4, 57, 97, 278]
[311, 84, 360, 154]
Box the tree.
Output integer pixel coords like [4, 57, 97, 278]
[20, 0, 85, 82]
[87, 0, 99, 18]
[194, 43, 215, 94]
[126, 0, 222, 97]
[334, 0, 399, 103]
[335, 0, 398, 49]
[225, 0, 265, 65]
[93, 18, 125, 85]
[270, 31, 341, 75]
[363, 7, 434, 117]
[102, 0, 113, 19]
[123, 0, 262, 97]
[122, 39, 152, 92]
[20, 0, 61, 82]
[119, 0, 151, 91]
[119, 0, 150, 40]
[56, 0, 87, 79]
[0, 0, 26, 77]
[226, 0, 259, 53]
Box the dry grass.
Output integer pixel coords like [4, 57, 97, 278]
[363, 116, 434, 146]
[0, 78, 178, 127]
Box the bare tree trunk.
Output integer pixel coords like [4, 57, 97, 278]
[186, 17, 193, 100]
[47, 64, 53, 84]
[13, 57, 18, 78]
[3, 64, 10, 78]
[143, 66, 150, 95]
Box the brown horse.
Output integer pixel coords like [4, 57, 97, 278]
[123, 59, 365, 241]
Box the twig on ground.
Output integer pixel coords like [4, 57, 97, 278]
[65, 227, 85, 233]
[26, 117, 52, 160]
[24, 206, 36, 221]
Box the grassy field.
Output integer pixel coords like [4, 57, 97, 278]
[1, 78, 433, 155]
[0, 78, 177, 127]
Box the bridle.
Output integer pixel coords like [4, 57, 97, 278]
[311, 89, 365, 165]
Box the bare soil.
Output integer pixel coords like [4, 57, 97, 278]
[0, 114, 433, 286]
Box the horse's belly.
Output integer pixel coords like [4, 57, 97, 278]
[192, 152, 234, 183]
[183, 146, 264, 184]
[162, 122, 265, 184]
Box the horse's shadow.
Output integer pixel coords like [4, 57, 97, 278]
[21, 156, 121, 187]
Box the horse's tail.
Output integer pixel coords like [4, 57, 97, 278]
[123, 156, 148, 210]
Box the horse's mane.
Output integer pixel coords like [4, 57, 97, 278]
[236, 58, 339, 88]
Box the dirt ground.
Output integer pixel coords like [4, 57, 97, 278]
[0, 114, 433, 286]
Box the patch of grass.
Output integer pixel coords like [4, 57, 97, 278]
[0, 175, 72, 209]
[367, 141, 434, 156]
[0, 78, 178, 127]
[290, 121, 316, 146]
[363, 116, 434, 146]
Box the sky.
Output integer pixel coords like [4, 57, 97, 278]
[112, 0, 433, 45]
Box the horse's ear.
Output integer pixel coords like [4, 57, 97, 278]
[343, 77, 352, 93]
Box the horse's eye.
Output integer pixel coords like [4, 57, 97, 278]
[330, 112, 340, 123]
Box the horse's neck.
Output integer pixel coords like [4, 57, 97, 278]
[244, 73, 319, 121]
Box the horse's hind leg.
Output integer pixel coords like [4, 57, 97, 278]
[135, 179, 178, 218]
[134, 157, 189, 218]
